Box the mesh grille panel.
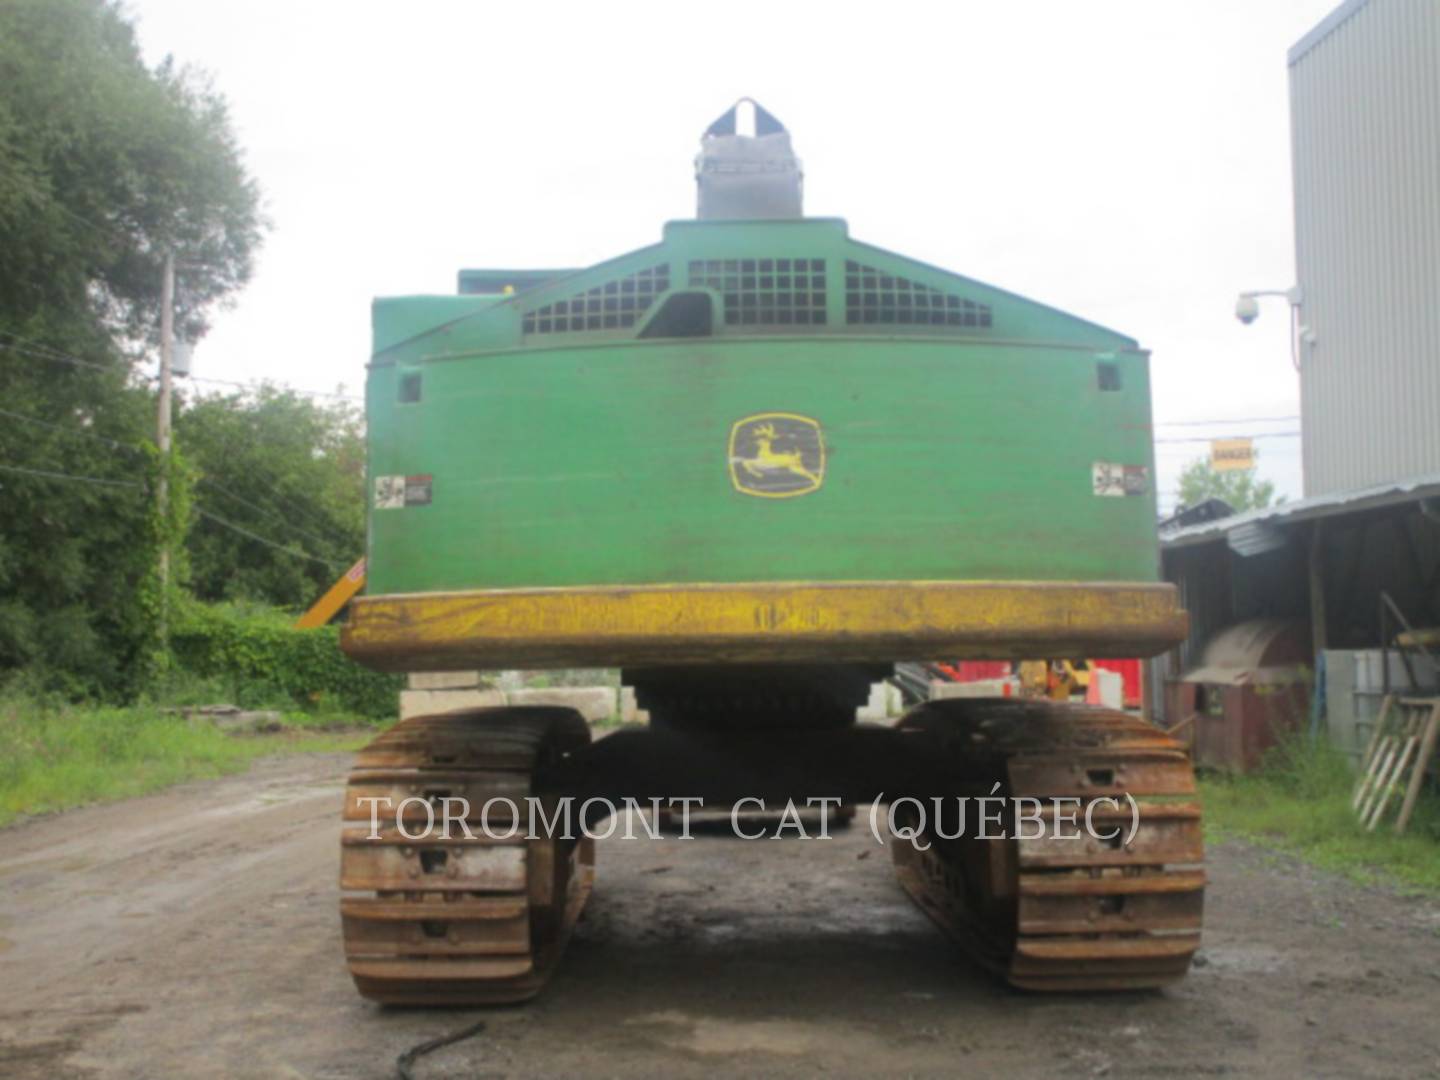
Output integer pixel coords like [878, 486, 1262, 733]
[687, 258, 827, 326]
[522, 264, 670, 334]
[844, 260, 991, 328]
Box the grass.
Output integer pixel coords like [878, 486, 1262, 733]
[1200, 734, 1440, 895]
[0, 692, 383, 828]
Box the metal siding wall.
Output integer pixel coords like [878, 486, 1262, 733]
[1290, 0, 1440, 496]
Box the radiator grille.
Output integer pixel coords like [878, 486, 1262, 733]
[687, 258, 827, 326]
[522, 265, 670, 334]
[844, 260, 991, 328]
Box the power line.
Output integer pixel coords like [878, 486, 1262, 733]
[1153, 415, 1299, 427]
[186, 374, 362, 402]
[1146, 432, 1307, 443]
[0, 405, 146, 456]
[197, 478, 351, 551]
[0, 328, 86, 359]
[0, 338, 117, 373]
[0, 328, 129, 369]
[0, 461, 144, 490]
[1, 332, 361, 403]
[195, 419, 360, 548]
[194, 507, 343, 570]
[1, 399, 357, 555]
[0, 461, 344, 569]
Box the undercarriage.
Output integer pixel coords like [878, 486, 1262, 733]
[339, 672, 1203, 1005]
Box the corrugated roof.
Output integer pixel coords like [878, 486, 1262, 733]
[1160, 471, 1440, 549]
[1288, 0, 1371, 66]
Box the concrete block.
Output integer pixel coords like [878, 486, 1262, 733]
[929, 678, 1018, 700]
[400, 688, 506, 720]
[169, 704, 285, 733]
[856, 682, 903, 721]
[619, 686, 649, 725]
[407, 671, 487, 691]
[506, 687, 617, 724]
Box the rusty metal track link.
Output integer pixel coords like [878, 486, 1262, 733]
[890, 698, 1204, 992]
[339, 706, 593, 1005]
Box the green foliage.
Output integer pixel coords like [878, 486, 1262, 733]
[177, 387, 364, 608]
[0, 0, 264, 342]
[0, 402, 149, 697]
[0, 0, 264, 698]
[0, 689, 369, 826]
[169, 601, 401, 719]
[1201, 735, 1440, 895]
[1176, 458, 1279, 514]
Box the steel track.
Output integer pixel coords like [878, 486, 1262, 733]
[339, 697, 1203, 1002]
[889, 698, 1204, 990]
[340, 707, 593, 1005]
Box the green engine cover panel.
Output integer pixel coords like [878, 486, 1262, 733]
[363, 218, 1160, 597]
[365, 343, 1158, 594]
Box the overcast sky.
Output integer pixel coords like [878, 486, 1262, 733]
[130, 0, 1340, 513]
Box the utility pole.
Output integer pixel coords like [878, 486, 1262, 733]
[157, 250, 174, 641]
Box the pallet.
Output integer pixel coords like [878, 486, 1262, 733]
[1352, 696, 1440, 834]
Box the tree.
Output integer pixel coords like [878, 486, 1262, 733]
[0, 0, 263, 345]
[0, 0, 264, 696]
[177, 388, 365, 609]
[1176, 458, 1279, 514]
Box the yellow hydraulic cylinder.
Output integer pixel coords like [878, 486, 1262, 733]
[295, 558, 366, 629]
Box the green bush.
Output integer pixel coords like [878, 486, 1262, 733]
[169, 601, 401, 719]
[0, 691, 369, 826]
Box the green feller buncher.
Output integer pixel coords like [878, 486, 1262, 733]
[337, 100, 1202, 1005]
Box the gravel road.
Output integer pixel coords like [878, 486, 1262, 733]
[2, 751, 1439, 1079]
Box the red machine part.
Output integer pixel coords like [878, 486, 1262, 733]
[934, 661, 1012, 682]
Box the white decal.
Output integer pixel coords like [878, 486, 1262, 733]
[1092, 462, 1148, 497]
[374, 475, 405, 509]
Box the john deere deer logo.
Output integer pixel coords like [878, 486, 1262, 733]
[729, 413, 825, 498]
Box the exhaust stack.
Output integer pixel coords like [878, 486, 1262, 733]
[695, 99, 803, 220]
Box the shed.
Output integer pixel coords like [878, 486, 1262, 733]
[1167, 620, 1311, 772]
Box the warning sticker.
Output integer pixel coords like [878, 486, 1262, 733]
[1092, 462, 1148, 497]
[403, 474, 433, 507]
[375, 474, 433, 509]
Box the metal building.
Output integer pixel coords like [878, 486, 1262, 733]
[1147, 2, 1440, 763]
[1289, 0, 1440, 496]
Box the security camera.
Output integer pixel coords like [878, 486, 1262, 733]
[1234, 294, 1260, 325]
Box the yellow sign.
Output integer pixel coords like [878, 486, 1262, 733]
[1210, 438, 1256, 472]
[729, 413, 825, 498]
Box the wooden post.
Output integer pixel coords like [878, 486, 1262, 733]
[156, 250, 174, 643]
[1308, 520, 1327, 653]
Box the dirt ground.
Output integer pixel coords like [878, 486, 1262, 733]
[2, 752, 1440, 1080]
